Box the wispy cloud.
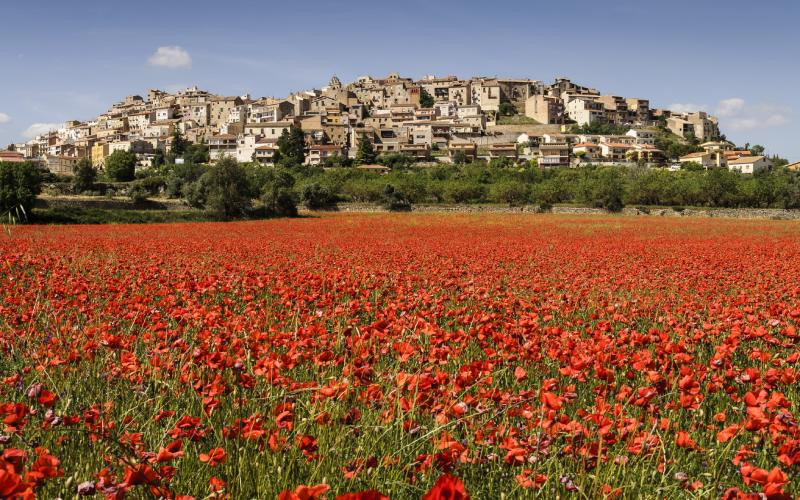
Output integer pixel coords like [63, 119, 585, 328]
[715, 99, 790, 131]
[668, 98, 790, 131]
[148, 46, 192, 69]
[716, 98, 745, 117]
[0, 113, 10, 124]
[667, 103, 707, 113]
[22, 123, 60, 139]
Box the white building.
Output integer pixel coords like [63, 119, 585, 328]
[235, 135, 258, 163]
[566, 98, 605, 125]
[727, 155, 771, 174]
[625, 128, 655, 145]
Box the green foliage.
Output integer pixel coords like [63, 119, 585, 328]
[277, 126, 306, 166]
[184, 157, 251, 218]
[0, 161, 41, 218]
[260, 167, 298, 217]
[322, 154, 352, 168]
[655, 128, 703, 160]
[104, 150, 137, 181]
[170, 128, 189, 158]
[376, 153, 414, 169]
[382, 184, 412, 211]
[302, 183, 337, 209]
[488, 156, 515, 169]
[419, 88, 434, 108]
[749, 144, 765, 156]
[355, 139, 377, 165]
[490, 180, 529, 206]
[452, 151, 470, 165]
[578, 167, 625, 212]
[681, 161, 705, 172]
[498, 102, 517, 116]
[184, 143, 210, 164]
[152, 149, 165, 168]
[72, 159, 97, 193]
[128, 184, 150, 204]
[703, 167, 740, 208]
[128, 177, 166, 204]
[569, 122, 629, 135]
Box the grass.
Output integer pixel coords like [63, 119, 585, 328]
[496, 115, 540, 125]
[31, 207, 218, 224]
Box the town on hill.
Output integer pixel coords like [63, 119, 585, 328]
[3, 73, 792, 175]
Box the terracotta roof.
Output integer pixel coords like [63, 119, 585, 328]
[680, 152, 708, 159]
[728, 155, 765, 165]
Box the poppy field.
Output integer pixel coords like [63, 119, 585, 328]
[2, 213, 800, 499]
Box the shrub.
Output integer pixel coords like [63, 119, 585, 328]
[302, 183, 337, 209]
[490, 180, 529, 206]
[0, 161, 41, 219]
[184, 157, 250, 218]
[128, 184, 150, 204]
[104, 150, 137, 182]
[72, 159, 97, 193]
[382, 184, 412, 211]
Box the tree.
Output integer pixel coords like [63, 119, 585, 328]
[72, 159, 97, 193]
[382, 184, 412, 211]
[184, 143, 210, 164]
[261, 168, 297, 217]
[490, 180, 529, 206]
[581, 167, 625, 212]
[498, 102, 517, 116]
[452, 151, 469, 165]
[749, 144, 766, 156]
[302, 183, 336, 209]
[0, 161, 41, 218]
[152, 149, 165, 168]
[354, 138, 376, 165]
[171, 128, 189, 158]
[203, 157, 251, 218]
[419, 88, 435, 108]
[105, 150, 137, 181]
[276, 126, 306, 166]
[703, 167, 740, 207]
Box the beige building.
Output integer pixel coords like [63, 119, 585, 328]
[42, 154, 79, 176]
[667, 111, 719, 141]
[525, 95, 564, 124]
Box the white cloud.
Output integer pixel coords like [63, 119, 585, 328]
[22, 123, 60, 139]
[715, 99, 790, 131]
[667, 103, 707, 113]
[148, 46, 192, 69]
[716, 98, 745, 117]
[0, 113, 10, 124]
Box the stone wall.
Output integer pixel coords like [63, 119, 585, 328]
[323, 203, 800, 220]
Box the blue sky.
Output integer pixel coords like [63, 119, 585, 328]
[1, 0, 797, 159]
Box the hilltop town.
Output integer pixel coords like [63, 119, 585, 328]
[3, 73, 790, 176]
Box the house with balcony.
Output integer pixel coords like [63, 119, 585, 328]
[448, 141, 478, 161]
[599, 142, 633, 162]
[572, 142, 601, 162]
[488, 143, 518, 160]
[538, 143, 570, 167]
[208, 134, 238, 161]
[307, 144, 346, 166]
